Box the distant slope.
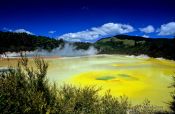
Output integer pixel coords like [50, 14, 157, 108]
[1, 32, 175, 60]
[0, 31, 65, 53]
[0, 32, 93, 54]
[95, 35, 175, 60]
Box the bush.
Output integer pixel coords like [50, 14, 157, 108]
[129, 99, 167, 114]
[169, 76, 175, 113]
[0, 56, 59, 113]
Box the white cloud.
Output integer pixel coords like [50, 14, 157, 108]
[142, 35, 149, 38]
[49, 30, 56, 34]
[158, 22, 175, 36]
[139, 25, 155, 33]
[14, 29, 33, 35]
[2, 28, 33, 35]
[3, 27, 12, 32]
[58, 23, 134, 42]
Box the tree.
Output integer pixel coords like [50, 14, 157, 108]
[170, 76, 175, 113]
[0, 55, 59, 113]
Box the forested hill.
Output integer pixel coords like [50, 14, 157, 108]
[1, 32, 175, 60]
[0, 31, 65, 53]
[0, 31, 93, 54]
[95, 35, 175, 60]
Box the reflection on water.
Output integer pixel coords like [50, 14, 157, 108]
[1, 54, 175, 108]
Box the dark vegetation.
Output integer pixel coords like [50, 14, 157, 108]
[73, 42, 93, 50]
[170, 76, 175, 113]
[0, 31, 64, 53]
[0, 56, 174, 114]
[95, 35, 175, 60]
[0, 32, 175, 60]
[0, 32, 92, 54]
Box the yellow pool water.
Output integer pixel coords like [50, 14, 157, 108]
[1, 54, 175, 108]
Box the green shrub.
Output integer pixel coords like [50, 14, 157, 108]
[169, 76, 175, 113]
[129, 99, 166, 114]
[0, 56, 59, 114]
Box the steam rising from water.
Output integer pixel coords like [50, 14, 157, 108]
[0, 43, 98, 58]
[126, 54, 150, 59]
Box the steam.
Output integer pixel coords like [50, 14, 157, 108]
[32, 43, 98, 57]
[126, 54, 150, 59]
[125, 54, 168, 60]
[0, 43, 98, 58]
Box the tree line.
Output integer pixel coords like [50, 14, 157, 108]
[1, 32, 175, 60]
[0, 31, 64, 53]
[95, 35, 175, 60]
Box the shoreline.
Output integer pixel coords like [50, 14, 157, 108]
[0, 55, 61, 60]
[1, 54, 175, 62]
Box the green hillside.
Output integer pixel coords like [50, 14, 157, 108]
[95, 35, 175, 60]
[0, 31, 65, 53]
[1, 32, 175, 60]
[0, 32, 94, 54]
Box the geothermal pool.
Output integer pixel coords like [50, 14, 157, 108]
[1, 54, 175, 108]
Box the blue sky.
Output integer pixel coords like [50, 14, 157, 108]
[0, 0, 175, 42]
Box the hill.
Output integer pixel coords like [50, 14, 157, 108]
[0, 32, 94, 54]
[95, 35, 175, 60]
[1, 32, 175, 60]
[0, 31, 66, 54]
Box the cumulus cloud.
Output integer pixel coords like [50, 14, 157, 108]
[139, 25, 155, 33]
[142, 35, 149, 38]
[58, 23, 134, 42]
[3, 27, 12, 32]
[158, 22, 175, 36]
[48, 30, 56, 34]
[2, 27, 33, 35]
[14, 29, 33, 35]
